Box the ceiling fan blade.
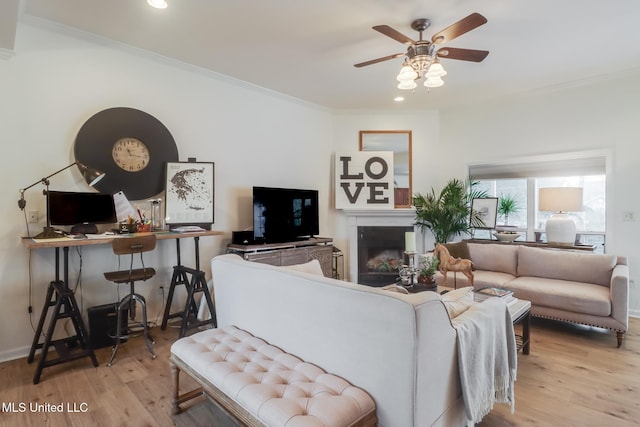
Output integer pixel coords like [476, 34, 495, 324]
[437, 47, 489, 62]
[354, 53, 405, 68]
[431, 13, 487, 44]
[373, 25, 415, 45]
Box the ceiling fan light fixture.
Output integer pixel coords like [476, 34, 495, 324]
[410, 56, 432, 76]
[398, 80, 417, 90]
[147, 0, 168, 9]
[426, 61, 447, 78]
[355, 14, 488, 95]
[424, 76, 444, 88]
[396, 64, 418, 82]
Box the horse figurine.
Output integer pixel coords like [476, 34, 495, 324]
[433, 243, 474, 287]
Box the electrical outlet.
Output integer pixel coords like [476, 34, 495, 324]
[623, 211, 636, 222]
[27, 210, 39, 223]
[630, 280, 636, 289]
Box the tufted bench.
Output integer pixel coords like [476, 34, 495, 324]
[170, 326, 377, 426]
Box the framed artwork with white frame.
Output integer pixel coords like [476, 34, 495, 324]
[471, 197, 498, 229]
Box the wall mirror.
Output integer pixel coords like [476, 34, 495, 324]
[359, 130, 412, 208]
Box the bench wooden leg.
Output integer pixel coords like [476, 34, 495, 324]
[171, 360, 204, 415]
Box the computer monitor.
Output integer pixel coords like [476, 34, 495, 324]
[48, 191, 117, 233]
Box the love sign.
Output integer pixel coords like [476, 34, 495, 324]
[335, 151, 394, 209]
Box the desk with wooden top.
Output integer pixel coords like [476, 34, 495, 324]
[22, 229, 222, 383]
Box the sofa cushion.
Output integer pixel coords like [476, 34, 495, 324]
[504, 276, 611, 316]
[472, 271, 517, 289]
[440, 287, 474, 318]
[467, 243, 518, 276]
[517, 246, 616, 287]
[434, 269, 516, 289]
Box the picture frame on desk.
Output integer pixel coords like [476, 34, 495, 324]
[165, 161, 214, 227]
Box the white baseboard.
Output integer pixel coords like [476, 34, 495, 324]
[629, 310, 640, 319]
[0, 345, 30, 364]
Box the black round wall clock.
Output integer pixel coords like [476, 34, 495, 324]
[74, 107, 179, 200]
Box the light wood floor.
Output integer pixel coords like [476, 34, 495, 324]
[1, 318, 639, 427]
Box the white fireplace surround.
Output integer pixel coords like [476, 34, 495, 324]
[345, 209, 424, 284]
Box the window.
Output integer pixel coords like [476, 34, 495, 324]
[469, 153, 607, 253]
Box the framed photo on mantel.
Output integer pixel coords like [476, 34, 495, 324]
[165, 161, 214, 227]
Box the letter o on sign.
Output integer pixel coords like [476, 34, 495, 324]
[364, 157, 388, 180]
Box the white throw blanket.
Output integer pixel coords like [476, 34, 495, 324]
[451, 297, 518, 426]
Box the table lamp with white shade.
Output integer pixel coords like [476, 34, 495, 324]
[538, 187, 583, 246]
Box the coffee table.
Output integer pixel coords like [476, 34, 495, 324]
[382, 284, 531, 354]
[508, 298, 531, 355]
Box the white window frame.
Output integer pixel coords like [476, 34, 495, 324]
[468, 150, 611, 252]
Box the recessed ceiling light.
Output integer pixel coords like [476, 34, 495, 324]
[394, 96, 405, 102]
[147, 0, 168, 9]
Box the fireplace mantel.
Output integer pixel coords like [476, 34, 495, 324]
[344, 209, 425, 284]
[343, 208, 415, 219]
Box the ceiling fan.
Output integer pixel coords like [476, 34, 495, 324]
[355, 13, 489, 89]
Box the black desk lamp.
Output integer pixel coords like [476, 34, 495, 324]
[18, 161, 106, 239]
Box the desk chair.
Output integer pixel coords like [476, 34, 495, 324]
[104, 234, 157, 366]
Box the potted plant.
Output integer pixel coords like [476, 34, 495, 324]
[495, 193, 522, 242]
[413, 178, 488, 245]
[497, 193, 521, 227]
[417, 254, 439, 285]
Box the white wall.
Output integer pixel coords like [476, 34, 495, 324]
[0, 19, 334, 361]
[439, 74, 640, 315]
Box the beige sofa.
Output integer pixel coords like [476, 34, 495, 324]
[435, 242, 629, 346]
[209, 253, 515, 427]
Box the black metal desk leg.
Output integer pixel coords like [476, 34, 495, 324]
[28, 247, 98, 384]
[161, 266, 189, 330]
[161, 235, 215, 336]
[194, 236, 200, 270]
[27, 281, 56, 364]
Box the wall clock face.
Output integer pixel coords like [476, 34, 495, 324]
[112, 137, 150, 172]
[74, 107, 179, 200]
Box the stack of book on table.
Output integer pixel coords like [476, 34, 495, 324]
[474, 287, 518, 306]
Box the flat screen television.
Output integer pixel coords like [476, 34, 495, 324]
[48, 191, 117, 232]
[253, 186, 319, 243]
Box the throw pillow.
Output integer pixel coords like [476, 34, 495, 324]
[441, 286, 474, 318]
[443, 241, 474, 270]
[380, 284, 410, 294]
[279, 260, 324, 276]
[443, 241, 471, 260]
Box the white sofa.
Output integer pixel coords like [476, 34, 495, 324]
[209, 253, 513, 427]
[435, 242, 629, 346]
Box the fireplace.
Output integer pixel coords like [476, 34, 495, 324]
[358, 226, 412, 286]
[345, 209, 422, 286]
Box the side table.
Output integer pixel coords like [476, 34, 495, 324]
[508, 299, 531, 355]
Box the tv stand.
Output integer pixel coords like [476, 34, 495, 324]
[226, 237, 333, 277]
